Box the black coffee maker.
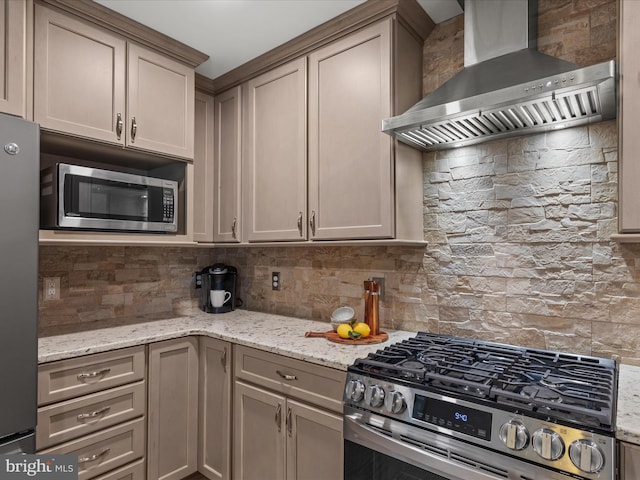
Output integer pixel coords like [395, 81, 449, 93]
[195, 264, 238, 314]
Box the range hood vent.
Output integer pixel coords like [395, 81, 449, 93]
[383, 0, 616, 151]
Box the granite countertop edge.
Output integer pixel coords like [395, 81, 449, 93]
[38, 309, 415, 371]
[38, 309, 640, 445]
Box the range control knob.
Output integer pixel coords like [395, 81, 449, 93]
[364, 385, 385, 408]
[569, 439, 605, 474]
[532, 428, 565, 461]
[383, 390, 406, 414]
[345, 379, 366, 403]
[499, 420, 529, 451]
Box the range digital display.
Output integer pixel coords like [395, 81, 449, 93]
[412, 395, 492, 441]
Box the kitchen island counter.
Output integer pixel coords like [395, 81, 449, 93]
[38, 309, 414, 370]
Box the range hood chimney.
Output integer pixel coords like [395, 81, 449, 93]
[382, 0, 616, 151]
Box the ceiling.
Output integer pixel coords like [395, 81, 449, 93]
[94, 0, 463, 80]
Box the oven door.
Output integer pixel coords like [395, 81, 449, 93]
[344, 407, 573, 480]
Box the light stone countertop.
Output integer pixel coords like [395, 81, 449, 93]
[38, 309, 639, 445]
[38, 309, 415, 370]
[617, 363, 640, 444]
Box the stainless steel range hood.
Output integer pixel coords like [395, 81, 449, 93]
[383, 0, 616, 151]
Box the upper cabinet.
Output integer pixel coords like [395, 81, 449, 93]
[308, 21, 393, 240]
[209, 0, 432, 245]
[243, 58, 307, 242]
[213, 85, 243, 243]
[618, 0, 640, 236]
[193, 90, 215, 242]
[33, 2, 198, 161]
[34, 5, 126, 144]
[127, 44, 194, 159]
[0, 0, 29, 117]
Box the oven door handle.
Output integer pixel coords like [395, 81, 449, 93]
[343, 412, 570, 480]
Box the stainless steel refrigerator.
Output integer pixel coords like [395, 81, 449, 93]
[0, 113, 39, 454]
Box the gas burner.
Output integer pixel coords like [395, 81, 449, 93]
[401, 360, 425, 370]
[521, 385, 562, 402]
[463, 362, 499, 383]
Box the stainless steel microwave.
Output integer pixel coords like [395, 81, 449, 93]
[40, 163, 178, 233]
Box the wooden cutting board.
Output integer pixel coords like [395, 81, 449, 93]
[305, 330, 389, 345]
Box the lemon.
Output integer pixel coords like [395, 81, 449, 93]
[336, 323, 353, 339]
[353, 322, 371, 338]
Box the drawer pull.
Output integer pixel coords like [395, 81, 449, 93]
[77, 406, 111, 422]
[276, 370, 297, 381]
[77, 368, 111, 381]
[78, 448, 110, 464]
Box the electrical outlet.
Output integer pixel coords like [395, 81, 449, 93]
[372, 277, 385, 302]
[272, 272, 280, 291]
[44, 277, 60, 301]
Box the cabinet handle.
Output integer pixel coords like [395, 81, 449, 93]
[77, 368, 111, 381]
[78, 448, 110, 464]
[130, 117, 137, 142]
[77, 406, 111, 422]
[297, 212, 303, 237]
[275, 404, 282, 432]
[286, 407, 292, 437]
[309, 210, 316, 236]
[231, 217, 237, 239]
[221, 348, 227, 373]
[115, 113, 123, 140]
[276, 370, 297, 381]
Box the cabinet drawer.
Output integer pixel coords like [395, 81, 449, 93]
[40, 417, 145, 480]
[37, 381, 146, 449]
[234, 346, 346, 413]
[39, 346, 146, 406]
[92, 458, 145, 480]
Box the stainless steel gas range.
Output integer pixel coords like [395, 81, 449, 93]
[343, 333, 617, 480]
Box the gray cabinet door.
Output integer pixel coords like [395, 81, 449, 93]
[286, 399, 343, 480]
[213, 86, 243, 243]
[243, 58, 307, 242]
[34, 4, 126, 144]
[194, 90, 215, 242]
[234, 381, 285, 480]
[127, 43, 195, 159]
[619, 0, 640, 232]
[148, 338, 199, 480]
[198, 337, 232, 480]
[308, 20, 394, 240]
[0, 0, 27, 117]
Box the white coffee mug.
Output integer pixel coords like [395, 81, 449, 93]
[210, 290, 232, 308]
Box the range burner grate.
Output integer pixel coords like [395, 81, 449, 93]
[352, 332, 616, 429]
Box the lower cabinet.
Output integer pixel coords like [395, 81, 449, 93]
[38, 337, 344, 480]
[37, 346, 147, 480]
[234, 382, 342, 480]
[621, 441, 640, 479]
[40, 418, 145, 480]
[233, 345, 346, 480]
[147, 337, 199, 480]
[198, 337, 232, 480]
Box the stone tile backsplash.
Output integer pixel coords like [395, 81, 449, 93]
[39, 0, 637, 359]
